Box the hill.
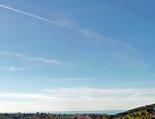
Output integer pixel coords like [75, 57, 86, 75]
[113, 103, 155, 119]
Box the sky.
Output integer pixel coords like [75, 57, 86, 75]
[0, 0, 155, 112]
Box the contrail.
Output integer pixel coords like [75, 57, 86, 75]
[0, 4, 62, 26]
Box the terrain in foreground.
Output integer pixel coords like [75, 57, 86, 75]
[0, 103, 154, 119]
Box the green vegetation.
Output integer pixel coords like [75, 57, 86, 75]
[113, 104, 155, 119]
[0, 103, 154, 119]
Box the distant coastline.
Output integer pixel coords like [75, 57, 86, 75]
[47, 110, 125, 114]
[2, 110, 124, 115]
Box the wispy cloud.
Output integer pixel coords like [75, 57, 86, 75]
[1, 88, 154, 101]
[0, 4, 64, 26]
[48, 77, 104, 82]
[0, 66, 31, 72]
[0, 88, 154, 112]
[43, 87, 155, 98]
[22, 57, 60, 64]
[81, 29, 134, 50]
[0, 51, 60, 64]
[0, 93, 64, 101]
[0, 51, 23, 57]
[109, 51, 150, 70]
[0, 3, 149, 70]
[66, 20, 149, 70]
[0, 3, 135, 50]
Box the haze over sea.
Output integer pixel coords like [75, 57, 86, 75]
[47, 110, 124, 115]
[19, 110, 124, 115]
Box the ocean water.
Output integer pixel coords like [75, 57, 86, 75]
[46, 110, 125, 115]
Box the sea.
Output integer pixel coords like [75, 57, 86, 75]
[45, 110, 125, 115]
[8, 110, 125, 115]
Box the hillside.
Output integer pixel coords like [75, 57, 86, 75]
[113, 103, 155, 119]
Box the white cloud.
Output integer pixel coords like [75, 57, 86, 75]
[0, 4, 148, 70]
[0, 3, 149, 70]
[0, 88, 154, 112]
[48, 77, 104, 82]
[0, 93, 64, 101]
[0, 3, 133, 51]
[22, 57, 60, 64]
[6, 66, 28, 71]
[80, 29, 149, 70]
[80, 29, 133, 49]
[78, 28, 148, 70]
[0, 51, 60, 64]
[0, 65, 33, 72]
[109, 51, 150, 70]
[43, 88, 155, 98]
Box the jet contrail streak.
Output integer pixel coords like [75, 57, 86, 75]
[0, 4, 62, 26]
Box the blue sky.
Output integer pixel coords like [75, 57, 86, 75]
[0, 0, 155, 112]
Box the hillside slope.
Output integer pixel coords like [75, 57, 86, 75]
[114, 104, 155, 119]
